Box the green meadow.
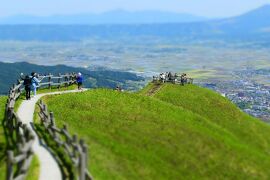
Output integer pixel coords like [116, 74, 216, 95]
[0, 96, 7, 180]
[38, 83, 270, 179]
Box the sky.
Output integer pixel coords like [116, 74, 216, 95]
[0, 0, 270, 18]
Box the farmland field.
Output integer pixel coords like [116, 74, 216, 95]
[0, 39, 269, 80]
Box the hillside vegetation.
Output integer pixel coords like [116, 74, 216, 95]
[0, 96, 7, 180]
[39, 83, 270, 179]
[0, 61, 144, 94]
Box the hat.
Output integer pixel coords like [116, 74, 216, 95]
[78, 72, 82, 76]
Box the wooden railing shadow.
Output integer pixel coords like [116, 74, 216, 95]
[33, 122, 75, 179]
[37, 100, 93, 180]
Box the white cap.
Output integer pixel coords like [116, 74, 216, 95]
[78, 72, 82, 76]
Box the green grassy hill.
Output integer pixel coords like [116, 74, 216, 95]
[0, 96, 7, 180]
[39, 83, 270, 179]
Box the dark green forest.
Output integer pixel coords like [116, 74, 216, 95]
[0, 62, 144, 94]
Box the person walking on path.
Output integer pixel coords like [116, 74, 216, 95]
[23, 75, 32, 100]
[77, 72, 83, 90]
[31, 72, 41, 96]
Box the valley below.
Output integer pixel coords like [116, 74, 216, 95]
[1, 39, 269, 75]
[2, 2, 270, 180]
[0, 38, 270, 122]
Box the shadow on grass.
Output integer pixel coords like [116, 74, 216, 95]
[0, 115, 8, 177]
[32, 123, 76, 179]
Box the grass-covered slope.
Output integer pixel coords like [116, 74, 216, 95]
[40, 84, 270, 179]
[148, 83, 270, 152]
[0, 96, 7, 180]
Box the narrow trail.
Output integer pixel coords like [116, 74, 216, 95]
[17, 89, 87, 180]
[146, 83, 163, 96]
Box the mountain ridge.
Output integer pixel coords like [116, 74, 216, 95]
[0, 5, 269, 41]
[0, 10, 207, 24]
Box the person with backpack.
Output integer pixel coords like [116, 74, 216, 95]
[31, 72, 41, 96]
[76, 72, 83, 90]
[23, 75, 31, 100]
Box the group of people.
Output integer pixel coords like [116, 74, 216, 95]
[22, 72, 84, 100]
[154, 72, 191, 85]
[22, 72, 43, 100]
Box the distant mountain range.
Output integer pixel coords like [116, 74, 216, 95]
[208, 4, 270, 35]
[0, 10, 206, 24]
[0, 5, 269, 41]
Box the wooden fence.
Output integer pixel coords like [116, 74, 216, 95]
[38, 100, 93, 180]
[153, 75, 194, 84]
[38, 73, 77, 89]
[4, 73, 78, 180]
[5, 80, 35, 180]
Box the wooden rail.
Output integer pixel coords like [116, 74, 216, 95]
[5, 80, 35, 180]
[38, 73, 77, 89]
[38, 100, 93, 180]
[4, 72, 78, 180]
[153, 75, 194, 84]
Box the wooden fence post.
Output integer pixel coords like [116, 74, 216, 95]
[79, 139, 86, 180]
[82, 142, 93, 180]
[65, 73, 68, 88]
[72, 72, 76, 83]
[58, 73, 61, 89]
[7, 151, 14, 180]
[49, 73, 52, 90]
[5, 100, 9, 122]
[16, 121, 22, 143]
[72, 134, 78, 158]
[17, 143, 25, 175]
[69, 73, 72, 86]
[50, 112, 55, 126]
[21, 124, 27, 145]
[8, 109, 14, 135]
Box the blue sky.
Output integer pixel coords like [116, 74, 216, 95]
[0, 0, 270, 18]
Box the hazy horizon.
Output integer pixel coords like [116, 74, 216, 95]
[0, 0, 270, 19]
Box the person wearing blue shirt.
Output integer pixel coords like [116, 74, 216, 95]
[77, 72, 83, 90]
[31, 72, 41, 96]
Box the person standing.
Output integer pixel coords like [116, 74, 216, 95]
[31, 72, 41, 96]
[180, 73, 185, 86]
[168, 72, 173, 82]
[23, 75, 31, 100]
[77, 72, 83, 90]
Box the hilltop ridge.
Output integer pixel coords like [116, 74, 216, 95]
[37, 83, 270, 179]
